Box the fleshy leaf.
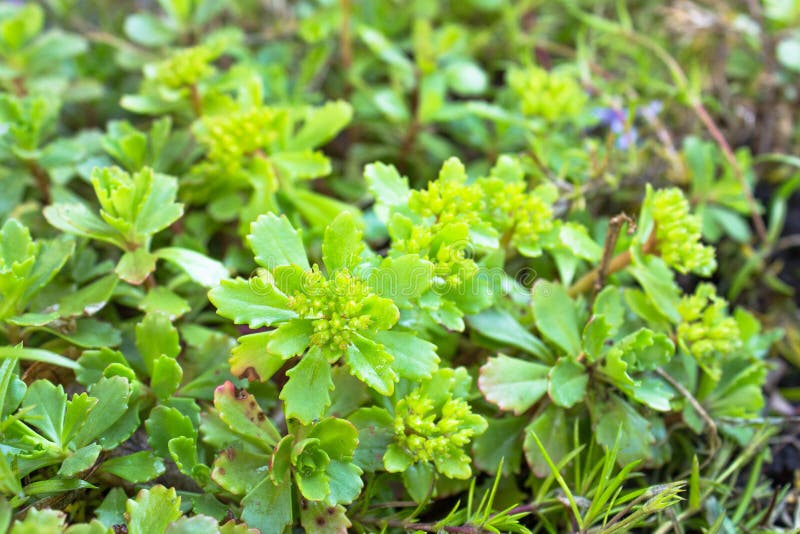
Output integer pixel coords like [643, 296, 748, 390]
[98, 451, 166, 483]
[214, 381, 281, 449]
[247, 213, 309, 270]
[209, 278, 295, 328]
[372, 330, 438, 381]
[345, 335, 396, 395]
[230, 332, 286, 382]
[322, 211, 363, 273]
[547, 358, 588, 408]
[478, 355, 549, 414]
[126, 486, 182, 534]
[531, 280, 581, 357]
[280, 347, 333, 424]
[241, 477, 293, 534]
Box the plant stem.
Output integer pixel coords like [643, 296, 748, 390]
[691, 101, 766, 242]
[359, 503, 539, 533]
[655, 368, 719, 457]
[189, 83, 203, 116]
[568, 226, 654, 298]
[25, 159, 51, 204]
[593, 213, 634, 296]
[339, 0, 353, 73]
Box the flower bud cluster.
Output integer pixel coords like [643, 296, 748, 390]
[153, 45, 219, 89]
[196, 107, 285, 173]
[408, 171, 482, 228]
[652, 188, 716, 276]
[391, 388, 486, 477]
[478, 177, 554, 255]
[507, 66, 587, 121]
[286, 267, 377, 354]
[677, 283, 740, 377]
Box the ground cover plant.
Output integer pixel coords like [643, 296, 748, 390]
[0, 0, 799, 532]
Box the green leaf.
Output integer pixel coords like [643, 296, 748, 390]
[95, 488, 127, 528]
[286, 189, 362, 229]
[135, 313, 180, 375]
[593, 394, 654, 465]
[364, 162, 409, 221]
[27, 237, 75, 301]
[299, 501, 351, 534]
[212, 445, 269, 495]
[473, 416, 528, 476]
[358, 26, 414, 85]
[247, 213, 309, 270]
[445, 60, 488, 96]
[214, 381, 281, 449]
[241, 477, 293, 534]
[21, 379, 66, 444]
[115, 248, 157, 285]
[75, 348, 129, 385]
[63, 394, 97, 446]
[168, 436, 208, 482]
[627, 252, 681, 323]
[58, 274, 117, 318]
[155, 247, 230, 288]
[58, 443, 102, 477]
[124, 13, 176, 46]
[349, 407, 394, 472]
[21, 478, 96, 498]
[372, 330, 439, 381]
[99, 451, 166, 483]
[322, 211, 364, 272]
[288, 100, 353, 150]
[402, 462, 435, 503]
[582, 315, 611, 361]
[43, 203, 121, 247]
[209, 278, 295, 328]
[266, 319, 312, 358]
[478, 355, 549, 414]
[593, 286, 624, 333]
[229, 332, 287, 382]
[325, 460, 363, 505]
[468, 308, 552, 361]
[345, 335, 397, 395]
[547, 358, 588, 408]
[151, 355, 183, 401]
[38, 318, 121, 349]
[280, 347, 333, 424]
[126, 485, 182, 534]
[139, 287, 191, 319]
[309, 417, 359, 461]
[630, 376, 674, 412]
[531, 280, 581, 357]
[73, 376, 130, 448]
[523, 405, 569, 477]
[369, 254, 433, 306]
[271, 150, 331, 180]
[165, 516, 219, 534]
[9, 508, 65, 534]
[557, 222, 602, 261]
[145, 405, 195, 458]
[0, 346, 80, 370]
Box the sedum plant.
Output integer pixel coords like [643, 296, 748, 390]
[0, 2, 794, 534]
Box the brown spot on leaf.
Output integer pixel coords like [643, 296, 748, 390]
[240, 367, 261, 381]
[316, 517, 326, 526]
